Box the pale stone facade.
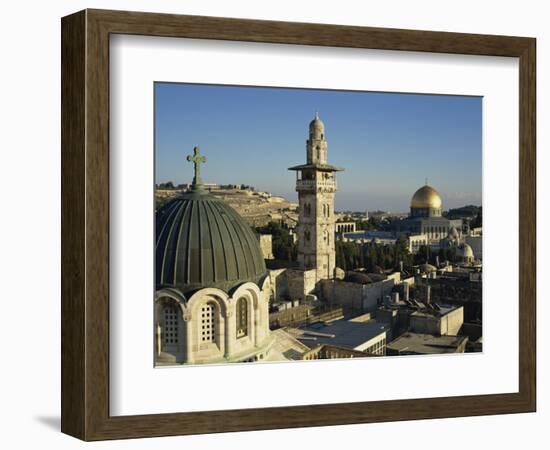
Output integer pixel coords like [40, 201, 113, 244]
[408, 233, 429, 254]
[286, 268, 317, 300]
[289, 114, 342, 283]
[335, 221, 356, 234]
[267, 268, 288, 302]
[257, 234, 274, 260]
[155, 279, 273, 365]
[320, 272, 401, 315]
[409, 305, 464, 336]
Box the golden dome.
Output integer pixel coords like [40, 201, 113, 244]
[410, 185, 442, 209]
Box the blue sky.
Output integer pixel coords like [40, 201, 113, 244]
[155, 83, 482, 212]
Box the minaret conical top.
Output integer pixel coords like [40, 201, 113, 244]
[186, 146, 207, 190]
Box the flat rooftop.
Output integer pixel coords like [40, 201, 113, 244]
[288, 319, 389, 350]
[386, 333, 467, 355]
[267, 328, 311, 361]
[410, 304, 459, 319]
[380, 301, 458, 318]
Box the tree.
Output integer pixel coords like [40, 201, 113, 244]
[393, 235, 413, 270]
[255, 221, 297, 261]
[414, 245, 430, 265]
[470, 207, 482, 228]
[336, 240, 361, 271]
[158, 181, 175, 190]
[438, 246, 457, 264]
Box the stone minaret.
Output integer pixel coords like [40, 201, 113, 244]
[289, 113, 343, 282]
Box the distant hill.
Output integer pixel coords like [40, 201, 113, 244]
[155, 186, 298, 228]
[444, 205, 481, 219]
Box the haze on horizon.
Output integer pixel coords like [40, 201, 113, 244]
[155, 82, 482, 212]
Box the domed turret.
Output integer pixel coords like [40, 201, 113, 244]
[309, 112, 325, 138]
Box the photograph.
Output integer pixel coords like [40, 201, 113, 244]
[154, 83, 483, 366]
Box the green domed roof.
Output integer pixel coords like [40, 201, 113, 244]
[155, 147, 267, 295]
[156, 190, 267, 295]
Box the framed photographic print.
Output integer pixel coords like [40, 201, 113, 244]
[61, 9, 536, 441]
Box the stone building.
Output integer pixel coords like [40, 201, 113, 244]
[289, 113, 343, 283]
[154, 147, 274, 365]
[386, 333, 468, 355]
[287, 319, 390, 355]
[409, 306, 464, 336]
[335, 221, 356, 234]
[319, 271, 402, 316]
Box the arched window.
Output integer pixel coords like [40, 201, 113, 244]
[163, 303, 179, 346]
[236, 298, 248, 338]
[200, 302, 216, 343]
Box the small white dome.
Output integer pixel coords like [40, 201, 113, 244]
[457, 243, 474, 259]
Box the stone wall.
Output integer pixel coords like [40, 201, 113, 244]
[269, 304, 344, 329]
[257, 234, 274, 260]
[301, 344, 372, 360]
[409, 306, 464, 336]
[425, 277, 482, 322]
[319, 273, 400, 316]
[441, 306, 464, 335]
[267, 268, 288, 301]
[286, 268, 317, 300]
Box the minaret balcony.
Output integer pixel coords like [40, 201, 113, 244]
[296, 179, 337, 192]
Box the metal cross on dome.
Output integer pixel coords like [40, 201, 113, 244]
[187, 146, 207, 188]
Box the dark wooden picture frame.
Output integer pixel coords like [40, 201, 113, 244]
[61, 9, 536, 441]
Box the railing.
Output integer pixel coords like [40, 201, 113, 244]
[301, 344, 373, 360]
[269, 305, 344, 329]
[296, 179, 337, 191]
